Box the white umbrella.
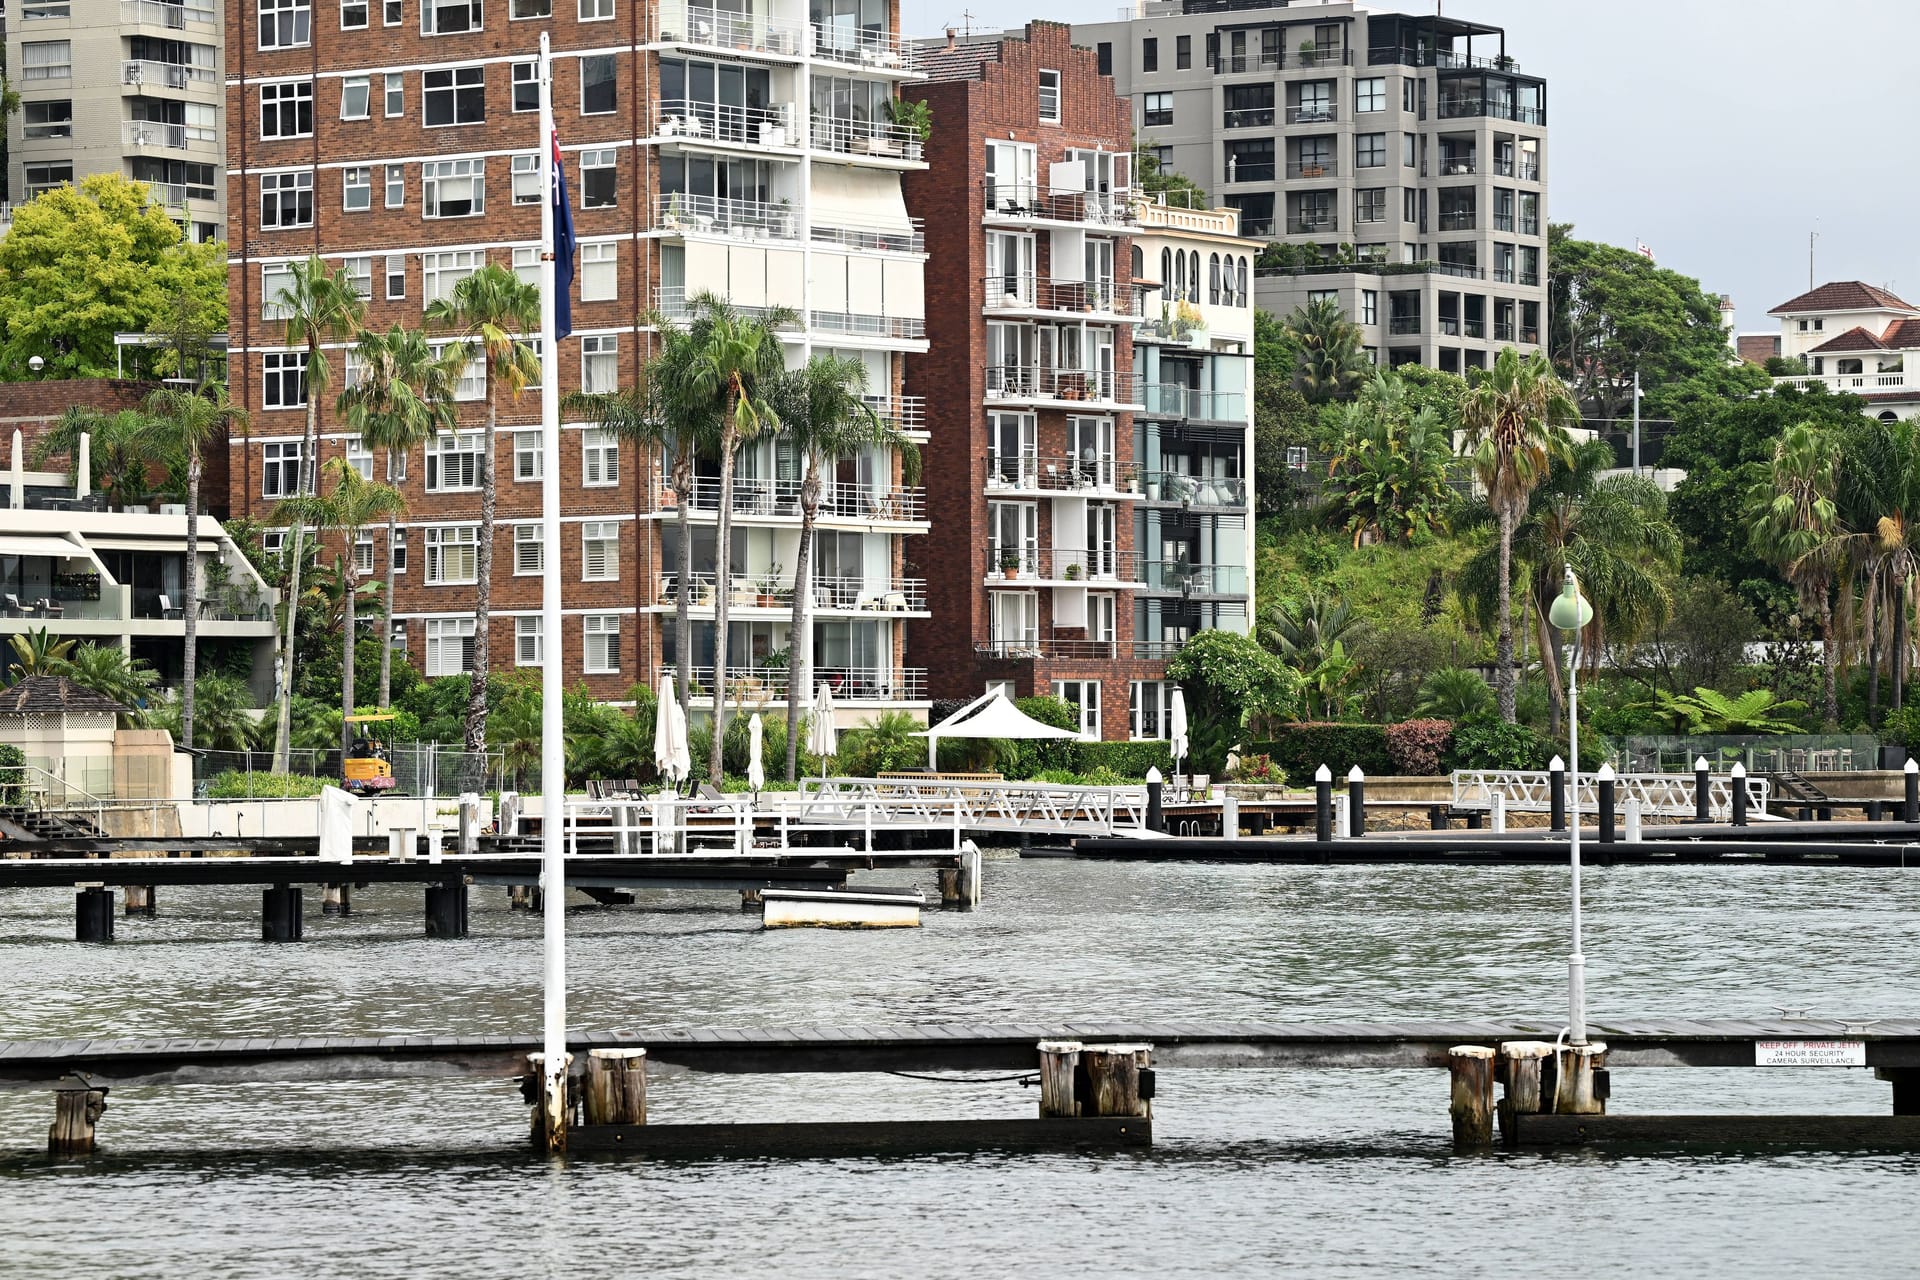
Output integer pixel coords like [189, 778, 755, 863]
[807, 680, 838, 765]
[668, 687, 691, 786]
[747, 713, 765, 793]
[653, 675, 680, 787]
[1169, 687, 1190, 773]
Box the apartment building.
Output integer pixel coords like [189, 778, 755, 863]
[8, 0, 225, 241]
[1075, 0, 1549, 373]
[224, 0, 931, 718]
[1768, 280, 1920, 422]
[904, 22, 1172, 743]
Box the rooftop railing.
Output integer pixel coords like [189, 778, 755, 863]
[650, 2, 807, 56]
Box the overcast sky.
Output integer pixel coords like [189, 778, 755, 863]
[900, 0, 1920, 332]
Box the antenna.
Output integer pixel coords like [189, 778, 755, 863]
[960, 8, 975, 37]
[1809, 229, 1818, 290]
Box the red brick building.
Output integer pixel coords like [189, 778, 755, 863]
[903, 23, 1162, 741]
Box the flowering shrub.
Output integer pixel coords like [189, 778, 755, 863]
[1384, 719, 1453, 776]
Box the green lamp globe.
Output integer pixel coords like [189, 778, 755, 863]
[1548, 576, 1594, 632]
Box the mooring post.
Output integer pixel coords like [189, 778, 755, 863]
[75, 886, 113, 943]
[1448, 1046, 1496, 1149]
[1878, 1067, 1919, 1115]
[1466, 810, 1483, 830]
[1730, 763, 1749, 827]
[1624, 797, 1643, 843]
[1037, 1040, 1083, 1117]
[48, 1077, 107, 1157]
[1495, 1041, 1555, 1145]
[510, 884, 533, 911]
[1347, 766, 1367, 836]
[958, 839, 981, 905]
[1595, 764, 1616, 844]
[1221, 792, 1240, 839]
[1906, 759, 1919, 824]
[458, 792, 481, 856]
[1490, 791, 1506, 833]
[1145, 767, 1165, 833]
[322, 883, 353, 915]
[1548, 756, 1566, 832]
[1868, 799, 1885, 822]
[1081, 1043, 1152, 1118]
[583, 1048, 647, 1126]
[1553, 1042, 1608, 1115]
[1428, 805, 1447, 831]
[1314, 765, 1332, 843]
[123, 885, 155, 916]
[938, 867, 961, 906]
[261, 885, 303, 942]
[1693, 755, 1711, 823]
[526, 1052, 572, 1149]
[425, 880, 469, 938]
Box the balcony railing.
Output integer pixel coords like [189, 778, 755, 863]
[668, 664, 927, 703]
[808, 310, 926, 341]
[1138, 471, 1246, 507]
[1139, 562, 1248, 595]
[121, 0, 214, 25]
[1437, 98, 1546, 126]
[985, 366, 1139, 407]
[1494, 266, 1515, 284]
[653, 286, 802, 329]
[1223, 108, 1275, 129]
[1438, 155, 1476, 176]
[816, 23, 912, 71]
[1518, 270, 1540, 287]
[654, 570, 926, 613]
[1495, 321, 1516, 342]
[1141, 383, 1247, 422]
[653, 192, 799, 240]
[653, 98, 799, 149]
[1516, 159, 1541, 181]
[985, 452, 1138, 494]
[1518, 216, 1540, 236]
[1438, 211, 1477, 232]
[869, 393, 925, 433]
[652, 474, 926, 523]
[1208, 51, 1282, 74]
[1288, 212, 1338, 234]
[1285, 104, 1338, 125]
[133, 179, 193, 209]
[982, 275, 1144, 318]
[1778, 372, 1914, 394]
[976, 638, 1180, 661]
[122, 59, 216, 90]
[981, 181, 1136, 228]
[1294, 46, 1348, 67]
[122, 119, 216, 150]
[651, 3, 807, 56]
[988, 547, 1140, 584]
[1284, 159, 1336, 180]
[812, 215, 925, 255]
[1388, 316, 1423, 335]
[1369, 45, 1521, 74]
[810, 114, 923, 161]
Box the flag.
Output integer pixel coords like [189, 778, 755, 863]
[1635, 241, 1655, 262]
[551, 130, 576, 340]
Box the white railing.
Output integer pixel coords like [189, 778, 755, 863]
[652, 570, 927, 613]
[807, 309, 926, 340]
[813, 23, 910, 69]
[985, 366, 1139, 407]
[813, 216, 925, 255]
[122, 120, 216, 150]
[984, 451, 1137, 494]
[982, 181, 1137, 227]
[653, 192, 799, 240]
[652, 2, 806, 55]
[871, 393, 926, 432]
[653, 286, 802, 329]
[810, 114, 923, 161]
[1450, 769, 1771, 820]
[653, 98, 798, 149]
[660, 665, 928, 703]
[121, 0, 215, 25]
[122, 59, 216, 89]
[797, 777, 1148, 839]
[982, 275, 1145, 318]
[1777, 372, 1912, 393]
[649, 472, 926, 522]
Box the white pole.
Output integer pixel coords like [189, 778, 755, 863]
[1567, 625, 1587, 1046]
[535, 30, 568, 1151]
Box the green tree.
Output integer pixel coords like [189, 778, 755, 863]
[1416, 667, 1495, 720]
[28, 405, 156, 508]
[147, 671, 258, 751]
[425, 263, 539, 753]
[1282, 297, 1368, 404]
[1322, 373, 1456, 546]
[488, 682, 543, 791]
[1833, 415, 1920, 720]
[1651, 687, 1809, 735]
[1251, 308, 1316, 513]
[1134, 142, 1207, 209]
[1457, 347, 1579, 722]
[64, 642, 159, 724]
[1744, 423, 1843, 725]
[766, 353, 920, 781]
[6, 629, 74, 681]
[0, 174, 225, 379]
[1166, 631, 1302, 772]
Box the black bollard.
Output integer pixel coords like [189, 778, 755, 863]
[1314, 765, 1332, 843]
[1549, 757, 1566, 832]
[1597, 768, 1616, 844]
[1907, 760, 1919, 824]
[262, 885, 304, 942]
[1429, 805, 1447, 830]
[1347, 767, 1367, 837]
[1466, 811, 1483, 830]
[426, 881, 470, 938]
[1146, 768, 1165, 833]
[1868, 800, 1884, 822]
[75, 887, 114, 943]
[1693, 757, 1711, 824]
[1731, 765, 1749, 827]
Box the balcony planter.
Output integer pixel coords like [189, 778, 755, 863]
[1063, 563, 1083, 581]
[1300, 165, 1325, 178]
[999, 550, 1021, 579]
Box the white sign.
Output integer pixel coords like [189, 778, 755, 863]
[1754, 1040, 1867, 1067]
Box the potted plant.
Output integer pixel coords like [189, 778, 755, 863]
[999, 550, 1021, 579]
[1063, 562, 1083, 581]
[1299, 39, 1317, 65]
[887, 96, 932, 161]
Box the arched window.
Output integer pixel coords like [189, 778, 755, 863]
[1173, 251, 1185, 300]
[1209, 253, 1221, 305]
[1161, 247, 1172, 291]
[1188, 250, 1201, 302]
[1238, 257, 1249, 307]
[1882, 410, 1900, 425]
[1131, 245, 1144, 281]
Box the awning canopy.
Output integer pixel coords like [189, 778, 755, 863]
[914, 691, 1081, 766]
[0, 534, 91, 560]
[86, 537, 189, 553]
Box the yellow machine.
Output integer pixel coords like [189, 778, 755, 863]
[342, 713, 399, 795]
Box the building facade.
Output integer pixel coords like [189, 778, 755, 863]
[1769, 280, 1920, 422]
[1075, 0, 1548, 373]
[8, 0, 225, 241]
[224, 0, 930, 720]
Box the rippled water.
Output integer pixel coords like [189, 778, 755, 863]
[2, 856, 1918, 1277]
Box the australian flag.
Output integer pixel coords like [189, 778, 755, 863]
[551, 130, 576, 340]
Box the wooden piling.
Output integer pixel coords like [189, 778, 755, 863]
[1495, 1040, 1554, 1145]
[75, 887, 113, 942]
[527, 1052, 572, 1150]
[425, 881, 469, 938]
[583, 1048, 647, 1126]
[1448, 1045, 1496, 1149]
[123, 885, 154, 916]
[1553, 1042, 1608, 1115]
[938, 868, 961, 905]
[1081, 1043, 1152, 1119]
[739, 886, 763, 910]
[261, 885, 303, 942]
[48, 1079, 107, 1156]
[1037, 1040, 1082, 1117]
[321, 883, 351, 915]
[509, 884, 532, 911]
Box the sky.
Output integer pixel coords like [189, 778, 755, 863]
[898, 0, 1920, 332]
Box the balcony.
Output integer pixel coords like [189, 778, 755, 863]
[121, 59, 217, 92]
[649, 474, 926, 524]
[1494, 266, 1514, 283]
[653, 286, 803, 330]
[1138, 471, 1246, 507]
[1208, 51, 1282, 74]
[976, 638, 1181, 661]
[120, 0, 215, 25]
[122, 119, 216, 151]
[1139, 562, 1248, 596]
[1370, 46, 1521, 74]
[1288, 212, 1338, 235]
[1437, 97, 1546, 126]
[986, 547, 1141, 586]
[1285, 104, 1338, 125]
[810, 114, 924, 164]
[1284, 159, 1337, 180]
[1777, 372, 1914, 394]
[981, 181, 1136, 229]
[132, 179, 193, 211]
[1438, 211, 1477, 232]
[653, 192, 799, 241]
[668, 664, 927, 703]
[984, 452, 1139, 496]
[650, 3, 806, 57]
[984, 366, 1140, 410]
[868, 393, 926, 434]
[1388, 316, 1423, 335]
[1140, 384, 1248, 422]
[812, 214, 925, 255]
[653, 570, 927, 614]
[1293, 47, 1349, 68]
[807, 310, 925, 342]
[1223, 108, 1275, 129]
[1437, 154, 1477, 176]
[652, 99, 800, 152]
[1518, 216, 1540, 236]
[817, 24, 914, 73]
[982, 275, 1145, 320]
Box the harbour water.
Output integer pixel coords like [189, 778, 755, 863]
[2, 856, 1918, 1277]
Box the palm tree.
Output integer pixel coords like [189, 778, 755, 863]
[7, 629, 75, 681]
[1835, 417, 1920, 721]
[140, 383, 246, 750]
[31, 407, 156, 509]
[64, 642, 160, 722]
[488, 689, 543, 791]
[1283, 297, 1369, 403]
[1322, 375, 1456, 547]
[425, 263, 540, 753]
[1746, 423, 1844, 725]
[268, 256, 366, 770]
[338, 324, 459, 708]
[767, 354, 921, 781]
[1456, 347, 1577, 722]
[1415, 666, 1495, 720]
[285, 457, 406, 757]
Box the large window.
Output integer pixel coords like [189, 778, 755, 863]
[23, 101, 72, 138]
[582, 521, 618, 580]
[423, 158, 484, 217]
[512, 153, 540, 204]
[424, 526, 481, 584]
[1355, 132, 1386, 169]
[1142, 92, 1171, 127]
[1356, 187, 1386, 224]
[422, 250, 481, 304]
[346, 435, 375, 479]
[423, 66, 485, 126]
[343, 166, 371, 211]
[24, 162, 73, 196]
[1225, 138, 1273, 183]
[421, 0, 480, 33]
[22, 40, 72, 80]
[580, 54, 616, 114]
[1141, 36, 1157, 72]
[1130, 680, 1171, 740]
[257, 0, 309, 48]
[425, 617, 475, 674]
[1053, 680, 1102, 741]
[1223, 82, 1273, 129]
[580, 241, 617, 301]
[579, 148, 616, 207]
[513, 524, 543, 574]
[261, 262, 294, 319]
[341, 75, 370, 119]
[582, 335, 617, 393]
[1356, 77, 1385, 113]
[262, 355, 307, 410]
[262, 439, 305, 493]
[341, 0, 368, 28]
[260, 81, 314, 138]
[425, 430, 485, 492]
[583, 429, 619, 485]
[514, 431, 541, 481]
[583, 615, 621, 674]
[990, 591, 1038, 649]
[1037, 69, 1060, 122]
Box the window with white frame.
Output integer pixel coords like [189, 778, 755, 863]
[354, 533, 375, 575]
[260, 171, 313, 228]
[425, 430, 485, 491]
[580, 241, 617, 300]
[384, 0, 400, 21]
[382, 163, 404, 209]
[262, 354, 306, 410]
[384, 72, 404, 117]
[511, 0, 549, 15]
[22, 40, 73, 79]
[990, 591, 1038, 649]
[390, 526, 407, 570]
[437, 346, 485, 400]
[341, 255, 373, 299]
[420, 0, 479, 34]
[580, 55, 615, 114]
[1037, 69, 1060, 123]
[1052, 680, 1101, 741]
[262, 439, 305, 495]
[341, 0, 368, 25]
[343, 165, 371, 211]
[583, 429, 618, 486]
[424, 617, 475, 674]
[261, 262, 294, 320]
[582, 614, 620, 674]
[388, 445, 408, 483]
[1129, 680, 1171, 740]
[579, 148, 615, 207]
[422, 66, 485, 125]
[513, 524, 542, 574]
[512, 153, 539, 204]
[515, 615, 543, 666]
[578, 0, 610, 17]
[582, 520, 618, 579]
[512, 246, 538, 285]
[512, 62, 537, 112]
[514, 430, 541, 481]
[260, 80, 313, 138]
[345, 435, 374, 478]
[421, 249, 481, 304]
[385, 253, 407, 299]
[582, 335, 617, 393]
[422, 157, 483, 217]
[22, 162, 71, 195]
[341, 75, 370, 119]
[262, 529, 287, 555]
[424, 526, 480, 584]
[258, 0, 309, 49]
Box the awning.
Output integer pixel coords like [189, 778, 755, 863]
[0, 534, 91, 560]
[87, 537, 190, 553]
[914, 691, 1082, 766]
[809, 165, 915, 233]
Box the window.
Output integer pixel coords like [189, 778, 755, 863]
[425, 617, 475, 675]
[341, 255, 373, 299]
[515, 616, 543, 666]
[1037, 69, 1060, 123]
[513, 524, 543, 574]
[1226, 138, 1273, 183]
[583, 429, 619, 485]
[423, 66, 485, 126]
[512, 61, 537, 112]
[1404, 188, 1420, 225]
[1356, 188, 1386, 224]
[1223, 82, 1273, 129]
[1355, 132, 1385, 168]
[582, 335, 617, 393]
[576, 241, 618, 301]
[260, 81, 314, 138]
[22, 40, 72, 79]
[351, 534, 375, 576]
[422, 249, 481, 303]
[262, 439, 305, 494]
[1208, 253, 1221, 305]
[423, 158, 484, 217]
[1130, 680, 1170, 740]
[262, 530, 287, 555]
[1176, 34, 1191, 69]
[390, 527, 408, 570]
[257, 0, 309, 48]
[1142, 92, 1172, 128]
[436, 346, 486, 401]
[22, 101, 73, 139]
[1307, 289, 1338, 307]
[260, 171, 313, 228]
[1356, 77, 1385, 113]
[514, 431, 542, 481]
[421, 0, 479, 33]
[340, 75, 370, 119]
[512, 154, 540, 204]
[511, 0, 548, 14]
[580, 54, 616, 114]
[990, 591, 1038, 649]
[385, 0, 400, 22]
[385, 253, 407, 299]
[580, 148, 616, 207]
[513, 246, 539, 286]
[578, 0, 610, 17]
[261, 263, 294, 319]
[1096, 42, 1111, 76]
[582, 521, 618, 579]
[20, 0, 71, 16]
[343, 166, 371, 211]
[341, 0, 367, 27]
[384, 72, 404, 117]
[1361, 290, 1378, 326]
[1141, 37, 1157, 72]
[424, 526, 480, 584]
[1052, 680, 1101, 741]
[583, 615, 621, 674]
[385, 163, 405, 208]
[1403, 133, 1417, 167]
[426, 431, 485, 492]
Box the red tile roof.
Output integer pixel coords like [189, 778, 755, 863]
[1736, 333, 1779, 366]
[1769, 280, 1917, 316]
[1807, 325, 1890, 354]
[1882, 318, 1920, 349]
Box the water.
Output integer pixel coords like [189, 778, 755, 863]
[2, 857, 1918, 1277]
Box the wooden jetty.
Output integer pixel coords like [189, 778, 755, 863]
[1068, 831, 1920, 866]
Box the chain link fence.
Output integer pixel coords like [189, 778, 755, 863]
[192, 744, 506, 798]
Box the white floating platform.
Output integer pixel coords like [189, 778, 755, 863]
[761, 887, 924, 930]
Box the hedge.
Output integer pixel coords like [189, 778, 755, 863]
[205, 770, 334, 799]
[1250, 723, 1394, 780]
[1073, 740, 1173, 778]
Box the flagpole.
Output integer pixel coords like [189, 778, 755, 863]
[535, 28, 568, 1153]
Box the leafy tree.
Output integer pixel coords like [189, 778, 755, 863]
[1282, 297, 1368, 404]
[1635, 575, 1758, 696]
[147, 672, 258, 752]
[426, 263, 540, 753]
[1832, 414, 1920, 720]
[6, 629, 73, 681]
[1134, 142, 1206, 209]
[1322, 373, 1456, 546]
[1416, 667, 1495, 720]
[1457, 347, 1578, 721]
[0, 174, 225, 379]
[1647, 687, 1809, 736]
[1251, 308, 1315, 513]
[1167, 631, 1302, 772]
[1744, 423, 1843, 725]
[29, 405, 158, 509]
[63, 643, 159, 724]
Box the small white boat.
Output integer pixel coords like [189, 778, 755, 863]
[761, 887, 924, 929]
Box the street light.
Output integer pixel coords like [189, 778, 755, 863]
[27, 356, 43, 374]
[1547, 565, 1595, 1045]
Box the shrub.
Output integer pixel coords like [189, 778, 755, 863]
[1385, 719, 1453, 775]
[1167, 631, 1303, 772]
[1250, 722, 1392, 780]
[1073, 739, 1173, 779]
[205, 770, 332, 799]
[1445, 717, 1604, 772]
[1881, 704, 1920, 747]
[1228, 752, 1287, 785]
[0, 742, 23, 804]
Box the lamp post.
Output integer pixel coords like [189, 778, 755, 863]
[1547, 566, 1595, 1045]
